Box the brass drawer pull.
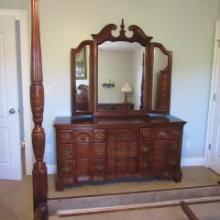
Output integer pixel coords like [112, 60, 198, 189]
[142, 131, 152, 138]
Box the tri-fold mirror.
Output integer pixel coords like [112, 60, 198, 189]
[71, 20, 172, 117]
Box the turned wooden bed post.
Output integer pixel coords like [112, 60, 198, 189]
[31, 0, 48, 215]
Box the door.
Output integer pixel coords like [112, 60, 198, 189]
[0, 15, 22, 180]
[207, 20, 220, 174]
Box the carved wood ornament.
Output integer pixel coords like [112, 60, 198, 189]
[31, 0, 48, 217]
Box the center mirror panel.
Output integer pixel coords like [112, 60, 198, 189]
[97, 41, 145, 111]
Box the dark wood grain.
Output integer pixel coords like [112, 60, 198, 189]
[31, 0, 48, 216]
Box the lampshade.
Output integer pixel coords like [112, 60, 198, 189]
[121, 83, 133, 93]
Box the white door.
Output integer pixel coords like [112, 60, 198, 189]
[207, 20, 220, 174]
[0, 15, 22, 180]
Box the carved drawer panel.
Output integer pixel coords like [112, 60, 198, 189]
[73, 130, 92, 143]
[91, 158, 105, 175]
[76, 143, 90, 158]
[108, 129, 138, 142]
[93, 129, 106, 142]
[106, 158, 115, 175]
[77, 158, 90, 178]
[128, 158, 137, 174]
[58, 130, 73, 143]
[154, 129, 170, 139]
[115, 141, 138, 158]
[60, 160, 74, 177]
[153, 140, 169, 157]
[169, 140, 180, 154]
[140, 141, 153, 157]
[115, 158, 128, 174]
[169, 127, 182, 139]
[60, 144, 73, 160]
[139, 158, 152, 172]
[91, 143, 106, 157]
[140, 128, 154, 140]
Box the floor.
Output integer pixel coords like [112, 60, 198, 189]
[0, 166, 219, 220]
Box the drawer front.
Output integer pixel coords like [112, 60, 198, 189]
[153, 140, 169, 157]
[115, 158, 128, 174]
[91, 143, 106, 157]
[108, 129, 139, 142]
[60, 160, 74, 177]
[169, 140, 180, 155]
[128, 158, 137, 174]
[93, 129, 106, 143]
[73, 130, 92, 143]
[58, 130, 73, 143]
[115, 141, 138, 157]
[169, 127, 182, 139]
[140, 128, 154, 140]
[139, 158, 152, 172]
[76, 143, 90, 158]
[106, 158, 115, 175]
[77, 158, 90, 178]
[60, 144, 73, 160]
[139, 141, 153, 157]
[91, 158, 105, 175]
[154, 128, 170, 139]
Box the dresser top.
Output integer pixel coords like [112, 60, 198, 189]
[54, 114, 186, 128]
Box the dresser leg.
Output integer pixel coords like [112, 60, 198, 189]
[55, 179, 64, 191]
[173, 170, 182, 182]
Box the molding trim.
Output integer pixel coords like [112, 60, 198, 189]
[181, 157, 205, 167]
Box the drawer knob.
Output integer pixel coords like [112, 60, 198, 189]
[97, 164, 103, 171]
[143, 147, 150, 153]
[169, 159, 177, 166]
[171, 144, 178, 150]
[143, 162, 148, 168]
[63, 166, 71, 173]
[94, 131, 105, 141]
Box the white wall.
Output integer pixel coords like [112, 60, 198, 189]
[1, 0, 219, 169]
[0, 0, 27, 9]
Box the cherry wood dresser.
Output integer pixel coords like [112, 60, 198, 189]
[54, 115, 185, 191]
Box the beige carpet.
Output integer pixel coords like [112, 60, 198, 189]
[0, 166, 219, 220]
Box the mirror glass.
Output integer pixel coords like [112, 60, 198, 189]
[152, 47, 168, 111]
[97, 41, 144, 111]
[75, 45, 90, 112]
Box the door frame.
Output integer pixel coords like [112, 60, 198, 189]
[205, 19, 220, 167]
[0, 9, 32, 175]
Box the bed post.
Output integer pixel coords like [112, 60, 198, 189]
[31, 0, 48, 216]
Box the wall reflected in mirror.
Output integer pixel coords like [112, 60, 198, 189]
[98, 41, 144, 111]
[152, 46, 169, 112]
[75, 45, 90, 112]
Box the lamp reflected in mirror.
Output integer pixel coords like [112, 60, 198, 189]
[121, 83, 133, 104]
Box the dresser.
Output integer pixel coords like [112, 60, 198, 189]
[54, 116, 185, 191]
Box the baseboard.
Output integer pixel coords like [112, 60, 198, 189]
[47, 165, 57, 175]
[181, 157, 205, 167]
[47, 157, 205, 175]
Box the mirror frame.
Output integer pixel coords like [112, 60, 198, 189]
[148, 42, 172, 113]
[92, 20, 153, 117]
[71, 40, 94, 116]
[71, 20, 172, 118]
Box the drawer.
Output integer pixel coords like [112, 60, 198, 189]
[140, 128, 154, 140]
[115, 158, 128, 174]
[60, 160, 75, 177]
[139, 141, 153, 157]
[154, 128, 170, 139]
[59, 144, 73, 160]
[169, 140, 180, 154]
[128, 158, 137, 174]
[106, 158, 115, 174]
[169, 127, 182, 139]
[58, 130, 73, 143]
[76, 143, 90, 158]
[153, 140, 169, 157]
[77, 158, 90, 177]
[93, 129, 106, 142]
[115, 141, 138, 158]
[108, 129, 139, 142]
[91, 143, 106, 157]
[73, 130, 92, 143]
[91, 158, 105, 175]
[139, 158, 152, 172]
